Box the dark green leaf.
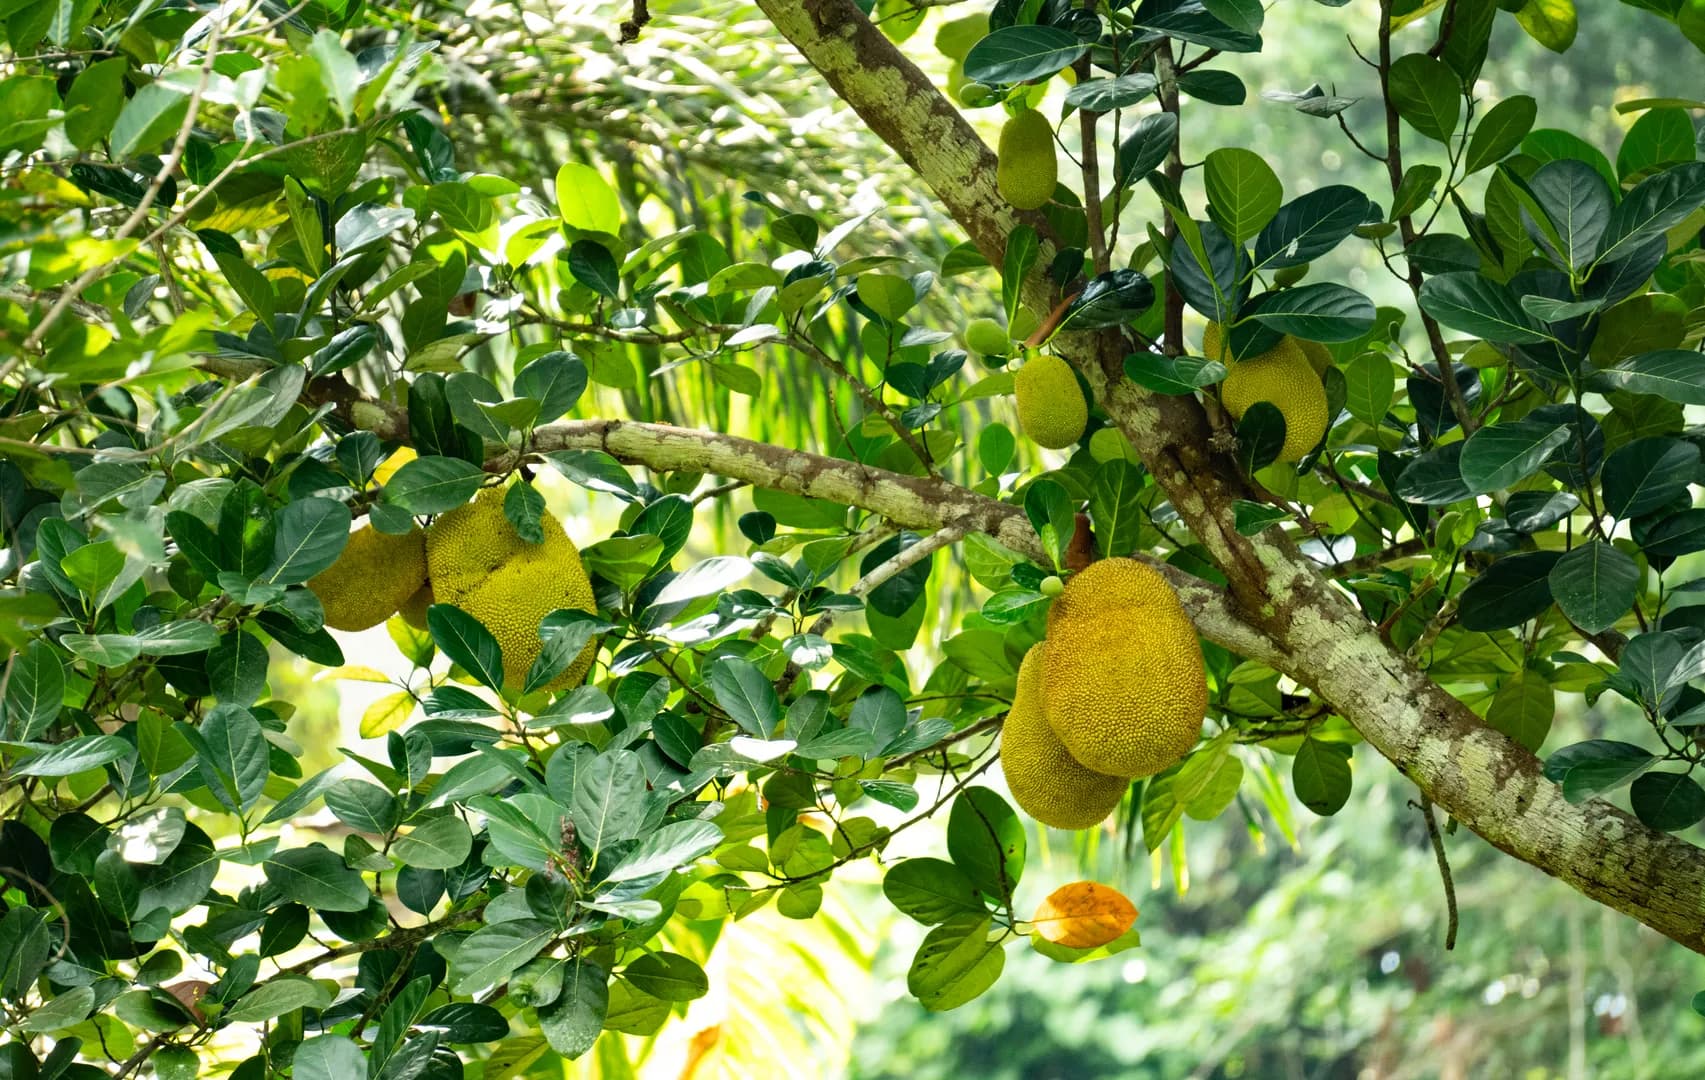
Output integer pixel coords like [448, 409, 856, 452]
[1458, 420, 1569, 494]
[1123, 353, 1227, 394]
[1417, 272, 1548, 343]
[963, 25, 1088, 85]
[1457, 551, 1562, 631]
[1548, 541, 1639, 634]
[1601, 438, 1699, 520]
[263, 845, 371, 912]
[428, 604, 506, 691]
[946, 787, 1024, 901]
[1630, 771, 1705, 832]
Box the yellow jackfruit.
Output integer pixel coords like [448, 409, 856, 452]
[1203, 324, 1329, 464]
[1014, 355, 1087, 449]
[1001, 644, 1131, 829]
[1296, 338, 1333, 377]
[997, 110, 1057, 211]
[426, 486, 598, 691]
[399, 583, 434, 630]
[935, 12, 988, 61]
[307, 525, 428, 632]
[1041, 559, 1207, 779]
[964, 317, 1010, 357]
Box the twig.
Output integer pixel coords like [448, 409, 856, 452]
[784, 327, 936, 473]
[1333, 537, 1427, 576]
[618, 0, 650, 42]
[1415, 793, 1459, 950]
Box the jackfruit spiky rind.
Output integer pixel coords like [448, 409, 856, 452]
[1041, 559, 1207, 779]
[1014, 355, 1087, 449]
[1001, 644, 1131, 829]
[399, 583, 434, 630]
[307, 525, 428, 632]
[1296, 338, 1333, 376]
[1219, 340, 1329, 463]
[997, 111, 1057, 211]
[426, 486, 598, 691]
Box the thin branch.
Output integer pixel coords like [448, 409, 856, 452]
[1333, 537, 1428, 576]
[784, 327, 937, 473]
[1416, 793, 1459, 950]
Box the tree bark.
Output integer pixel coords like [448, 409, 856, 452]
[749, 0, 1705, 953]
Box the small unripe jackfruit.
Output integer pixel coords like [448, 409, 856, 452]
[1014, 355, 1087, 449]
[1041, 559, 1207, 778]
[997, 110, 1057, 211]
[308, 525, 428, 632]
[1204, 324, 1329, 463]
[964, 318, 1010, 357]
[426, 486, 597, 691]
[399, 583, 434, 630]
[1001, 644, 1131, 829]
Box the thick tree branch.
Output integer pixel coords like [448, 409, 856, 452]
[751, 0, 1705, 954]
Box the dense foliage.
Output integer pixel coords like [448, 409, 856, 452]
[3, 0, 1705, 1075]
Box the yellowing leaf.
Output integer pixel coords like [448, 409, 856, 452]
[1031, 881, 1137, 949]
[318, 665, 393, 684]
[373, 446, 416, 486]
[360, 690, 415, 738]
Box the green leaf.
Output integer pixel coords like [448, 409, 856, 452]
[537, 959, 609, 1059]
[1629, 771, 1705, 832]
[1235, 402, 1287, 474]
[197, 703, 269, 812]
[1594, 162, 1705, 268]
[1204, 148, 1282, 243]
[567, 239, 621, 298]
[1342, 352, 1396, 425]
[1088, 459, 1145, 558]
[1549, 541, 1639, 635]
[1388, 52, 1461, 142]
[110, 82, 188, 159]
[1524, 158, 1613, 272]
[264, 497, 351, 585]
[1457, 551, 1562, 631]
[2, 639, 63, 741]
[1232, 500, 1290, 535]
[1458, 420, 1569, 494]
[1002, 225, 1038, 326]
[418, 1002, 511, 1043]
[308, 29, 359, 119]
[1592, 350, 1705, 406]
[207, 630, 268, 706]
[906, 914, 1005, 1011]
[383, 457, 485, 514]
[1023, 478, 1076, 571]
[292, 1036, 366, 1080]
[1116, 112, 1178, 186]
[555, 162, 621, 234]
[622, 952, 709, 1002]
[1123, 353, 1227, 394]
[1417, 272, 1548, 344]
[962, 25, 1087, 85]
[223, 975, 333, 1023]
[392, 816, 474, 870]
[428, 604, 506, 692]
[1487, 671, 1555, 752]
[63, 57, 127, 151]
[1063, 73, 1158, 111]
[706, 657, 781, 738]
[946, 787, 1024, 901]
[450, 919, 556, 994]
[1464, 94, 1537, 174]
[1246, 283, 1375, 341]
[135, 620, 222, 657]
[1253, 185, 1371, 270]
[1601, 437, 1699, 520]
[1553, 740, 1656, 801]
[603, 819, 722, 884]
[1513, 0, 1577, 52]
[263, 845, 371, 912]
[514, 351, 589, 423]
[571, 749, 647, 856]
[11, 734, 132, 777]
[882, 858, 987, 925]
[1292, 738, 1352, 815]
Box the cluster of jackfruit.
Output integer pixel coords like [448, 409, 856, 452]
[999, 559, 1208, 830]
[1014, 354, 1087, 449]
[306, 481, 598, 693]
[997, 110, 1057, 211]
[1201, 323, 1329, 464]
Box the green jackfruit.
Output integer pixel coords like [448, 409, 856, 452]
[1001, 643, 1131, 829]
[1014, 355, 1087, 449]
[997, 110, 1057, 211]
[1203, 323, 1329, 463]
[964, 317, 1010, 357]
[1040, 558, 1207, 778]
[399, 583, 434, 630]
[308, 525, 428, 632]
[426, 486, 598, 691]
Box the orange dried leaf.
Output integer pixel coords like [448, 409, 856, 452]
[1031, 880, 1137, 949]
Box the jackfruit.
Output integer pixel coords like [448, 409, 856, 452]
[935, 12, 988, 61]
[1041, 558, 1206, 778]
[1001, 644, 1131, 829]
[1014, 355, 1087, 449]
[426, 485, 598, 691]
[1296, 338, 1333, 376]
[997, 111, 1057, 211]
[1203, 324, 1329, 463]
[964, 318, 1010, 357]
[307, 525, 428, 632]
[399, 583, 434, 630]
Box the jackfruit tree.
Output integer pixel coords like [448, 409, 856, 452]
[2, 0, 1705, 1074]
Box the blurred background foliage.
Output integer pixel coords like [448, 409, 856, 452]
[282, 0, 1705, 1075]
